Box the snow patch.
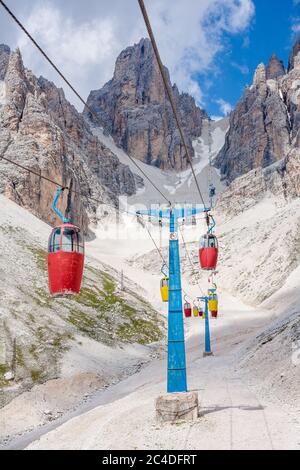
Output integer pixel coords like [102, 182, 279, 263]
[89, 122, 226, 206]
[192, 120, 228, 177]
[0, 81, 6, 107]
[1, 187, 300, 449]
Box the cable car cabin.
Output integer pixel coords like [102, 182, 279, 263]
[199, 234, 218, 270]
[48, 223, 84, 296]
[193, 306, 199, 317]
[199, 308, 204, 318]
[184, 303, 192, 318]
[160, 277, 169, 302]
[208, 290, 218, 318]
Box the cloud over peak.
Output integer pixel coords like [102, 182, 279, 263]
[15, 0, 255, 109]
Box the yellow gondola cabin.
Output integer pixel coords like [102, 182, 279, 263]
[160, 277, 169, 302]
[208, 289, 218, 318]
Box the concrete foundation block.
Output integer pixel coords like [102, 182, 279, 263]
[203, 351, 214, 357]
[155, 391, 199, 424]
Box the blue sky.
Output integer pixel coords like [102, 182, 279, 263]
[203, 0, 300, 118]
[0, 0, 299, 118]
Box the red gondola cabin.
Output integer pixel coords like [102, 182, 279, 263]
[184, 302, 192, 318]
[199, 234, 218, 271]
[48, 223, 84, 296]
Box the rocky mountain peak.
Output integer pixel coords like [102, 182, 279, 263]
[253, 63, 267, 95]
[0, 43, 10, 53]
[288, 35, 300, 72]
[0, 46, 138, 231]
[294, 51, 300, 71]
[266, 53, 285, 80]
[215, 47, 297, 183]
[5, 47, 25, 82]
[84, 38, 208, 170]
[0, 44, 10, 80]
[3, 47, 30, 131]
[112, 37, 168, 107]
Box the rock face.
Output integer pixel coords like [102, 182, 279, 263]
[266, 53, 285, 80]
[0, 46, 137, 232]
[216, 37, 300, 184]
[84, 38, 208, 170]
[217, 149, 300, 218]
[288, 35, 300, 72]
[0, 44, 10, 80]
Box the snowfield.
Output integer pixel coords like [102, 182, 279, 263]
[23, 286, 299, 450]
[0, 117, 299, 450]
[90, 118, 227, 207]
[0, 189, 298, 450]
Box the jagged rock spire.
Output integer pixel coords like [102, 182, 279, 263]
[216, 60, 292, 182]
[266, 53, 285, 80]
[288, 35, 300, 72]
[84, 38, 208, 171]
[253, 63, 267, 96]
[0, 44, 10, 81]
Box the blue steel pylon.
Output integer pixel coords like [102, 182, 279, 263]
[137, 205, 209, 393]
[199, 296, 213, 357]
[167, 210, 186, 392]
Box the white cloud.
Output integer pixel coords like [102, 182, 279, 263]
[242, 36, 251, 48]
[211, 115, 224, 121]
[17, 4, 124, 101]
[292, 23, 300, 34]
[291, 12, 300, 37]
[216, 98, 233, 116]
[224, 0, 255, 32]
[231, 61, 250, 75]
[15, 0, 255, 109]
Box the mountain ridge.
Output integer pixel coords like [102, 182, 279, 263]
[215, 36, 300, 185]
[0, 45, 138, 232]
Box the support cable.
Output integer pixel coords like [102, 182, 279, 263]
[138, 215, 194, 300]
[178, 224, 205, 296]
[139, 215, 167, 266]
[0, 0, 210, 301]
[208, 119, 213, 192]
[138, 0, 208, 212]
[0, 152, 137, 218]
[1, 148, 197, 303]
